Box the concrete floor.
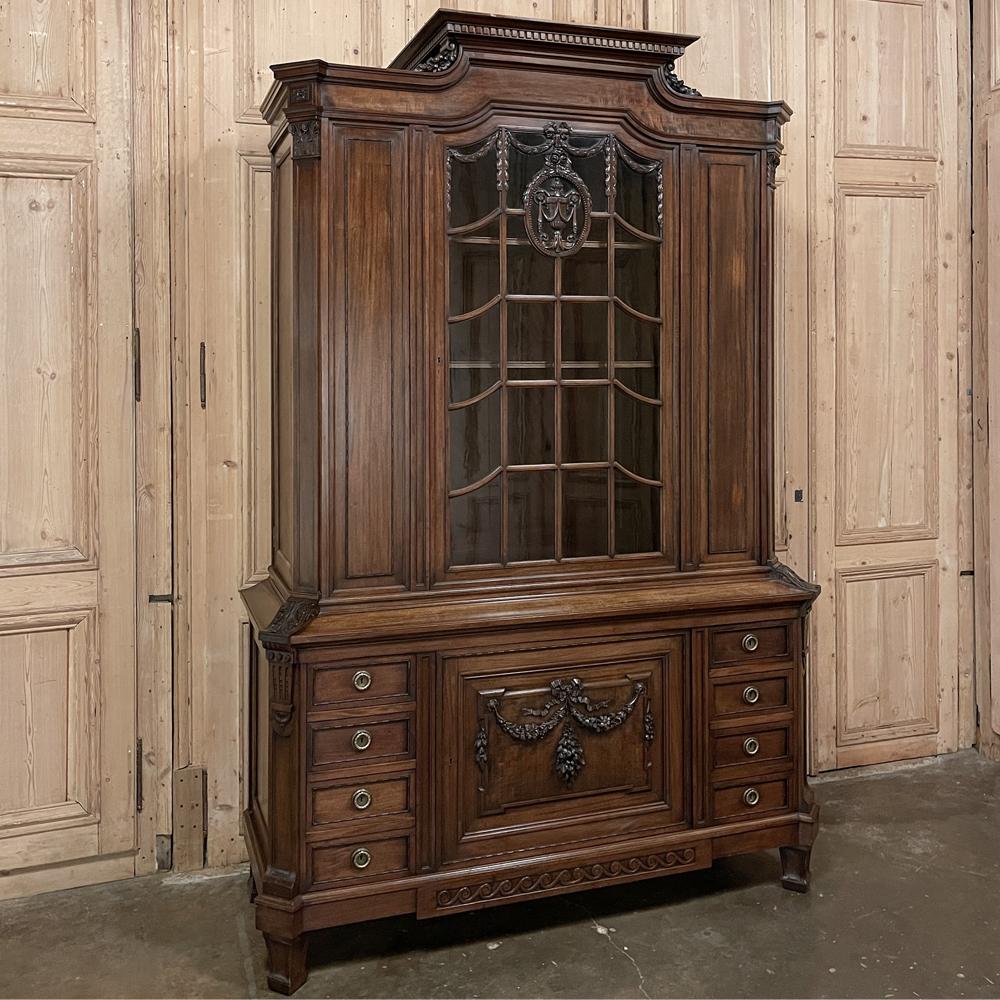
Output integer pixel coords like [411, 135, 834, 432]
[1, 751, 998, 999]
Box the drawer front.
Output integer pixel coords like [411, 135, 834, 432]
[309, 657, 413, 711]
[440, 635, 687, 864]
[309, 773, 413, 829]
[711, 673, 790, 719]
[307, 834, 412, 888]
[308, 715, 413, 770]
[712, 726, 790, 770]
[710, 624, 790, 665]
[712, 777, 789, 821]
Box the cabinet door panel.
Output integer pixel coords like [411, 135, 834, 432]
[689, 149, 761, 567]
[440, 635, 687, 863]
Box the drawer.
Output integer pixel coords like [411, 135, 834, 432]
[711, 624, 790, 666]
[712, 777, 789, 821]
[711, 673, 790, 719]
[309, 657, 414, 711]
[308, 713, 414, 770]
[309, 772, 413, 829]
[308, 834, 412, 888]
[712, 726, 790, 770]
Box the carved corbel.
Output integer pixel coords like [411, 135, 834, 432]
[766, 149, 781, 189]
[260, 597, 319, 736]
[288, 118, 321, 159]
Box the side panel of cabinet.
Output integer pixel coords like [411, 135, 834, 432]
[328, 126, 409, 594]
[687, 149, 762, 567]
[272, 141, 296, 587]
[439, 635, 688, 864]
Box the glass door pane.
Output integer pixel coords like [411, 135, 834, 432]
[446, 124, 666, 569]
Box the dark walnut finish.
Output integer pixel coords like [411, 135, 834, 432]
[244, 10, 819, 993]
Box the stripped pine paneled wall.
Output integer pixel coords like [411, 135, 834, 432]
[0, 0, 976, 895]
[0, 0, 139, 897]
[163, 0, 973, 867]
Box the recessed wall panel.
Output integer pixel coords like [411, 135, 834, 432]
[835, 185, 937, 543]
[836, 0, 934, 157]
[0, 162, 94, 572]
[836, 562, 939, 745]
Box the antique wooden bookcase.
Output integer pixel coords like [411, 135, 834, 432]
[244, 10, 820, 993]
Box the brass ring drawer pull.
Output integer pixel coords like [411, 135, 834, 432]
[353, 670, 372, 692]
[743, 736, 760, 756]
[742, 685, 760, 705]
[351, 847, 371, 870]
[352, 729, 372, 752]
[743, 787, 760, 807]
[353, 788, 372, 810]
[742, 633, 759, 653]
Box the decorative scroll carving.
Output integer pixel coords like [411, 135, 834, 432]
[289, 119, 320, 159]
[434, 848, 698, 909]
[262, 597, 319, 641]
[260, 596, 319, 735]
[523, 122, 592, 257]
[663, 58, 701, 97]
[415, 38, 460, 73]
[485, 676, 645, 784]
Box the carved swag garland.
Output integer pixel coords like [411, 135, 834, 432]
[477, 676, 653, 784]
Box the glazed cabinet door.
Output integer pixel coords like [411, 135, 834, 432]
[439, 635, 687, 864]
[432, 120, 680, 584]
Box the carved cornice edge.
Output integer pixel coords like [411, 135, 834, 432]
[412, 21, 688, 73]
[434, 848, 698, 909]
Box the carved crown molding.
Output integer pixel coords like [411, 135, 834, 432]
[434, 848, 698, 909]
[410, 19, 688, 73]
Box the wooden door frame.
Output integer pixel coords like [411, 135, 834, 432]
[132, 0, 175, 874]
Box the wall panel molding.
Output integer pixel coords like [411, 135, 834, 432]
[834, 181, 939, 545]
[0, 0, 96, 121]
[0, 156, 97, 575]
[834, 0, 937, 160]
[835, 560, 940, 746]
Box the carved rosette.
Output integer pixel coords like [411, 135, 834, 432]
[260, 596, 319, 736]
[289, 118, 320, 159]
[435, 848, 698, 909]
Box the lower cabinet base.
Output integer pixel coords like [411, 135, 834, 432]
[250, 807, 819, 995]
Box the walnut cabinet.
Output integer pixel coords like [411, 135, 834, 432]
[243, 11, 820, 993]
